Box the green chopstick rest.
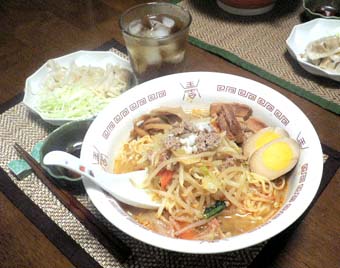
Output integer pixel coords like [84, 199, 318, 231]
[8, 141, 44, 180]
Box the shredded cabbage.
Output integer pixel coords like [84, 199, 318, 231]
[37, 60, 133, 119]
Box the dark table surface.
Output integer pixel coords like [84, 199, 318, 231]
[0, 1, 339, 268]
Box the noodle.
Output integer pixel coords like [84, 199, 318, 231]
[114, 105, 288, 240]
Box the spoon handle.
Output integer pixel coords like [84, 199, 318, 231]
[43, 150, 94, 178]
[43, 151, 160, 209]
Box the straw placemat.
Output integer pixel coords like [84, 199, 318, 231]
[1, 41, 339, 267]
[0, 106, 266, 268]
[2, 100, 339, 268]
[177, 0, 340, 114]
[0, 47, 269, 268]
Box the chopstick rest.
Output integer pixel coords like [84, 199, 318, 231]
[8, 141, 44, 179]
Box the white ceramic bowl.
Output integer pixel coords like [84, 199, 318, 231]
[23, 50, 134, 126]
[286, 18, 340, 82]
[81, 72, 323, 253]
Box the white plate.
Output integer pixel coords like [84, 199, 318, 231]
[286, 18, 340, 82]
[80, 72, 323, 254]
[23, 50, 134, 126]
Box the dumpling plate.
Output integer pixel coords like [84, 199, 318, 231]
[286, 18, 340, 82]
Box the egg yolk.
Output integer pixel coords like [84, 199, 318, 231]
[261, 142, 293, 171]
[255, 132, 281, 151]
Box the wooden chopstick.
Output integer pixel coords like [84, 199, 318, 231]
[13, 143, 131, 263]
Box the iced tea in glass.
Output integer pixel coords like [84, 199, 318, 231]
[119, 2, 192, 83]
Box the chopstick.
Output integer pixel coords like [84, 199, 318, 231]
[13, 142, 131, 263]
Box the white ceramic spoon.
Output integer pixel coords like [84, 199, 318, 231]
[43, 151, 160, 209]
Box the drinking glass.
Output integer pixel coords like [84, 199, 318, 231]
[119, 2, 192, 83]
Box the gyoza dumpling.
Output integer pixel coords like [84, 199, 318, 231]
[305, 35, 340, 60]
[330, 53, 340, 64]
[319, 57, 336, 71]
[309, 58, 321, 66]
[335, 63, 340, 73]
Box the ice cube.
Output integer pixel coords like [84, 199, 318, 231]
[135, 60, 147, 74]
[160, 42, 180, 62]
[149, 19, 159, 28]
[128, 19, 143, 35]
[153, 27, 170, 38]
[164, 51, 185, 64]
[143, 47, 162, 65]
[128, 47, 147, 74]
[160, 42, 178, 56]
[162, 16, 175, 29]
[149, 22, 171, 38]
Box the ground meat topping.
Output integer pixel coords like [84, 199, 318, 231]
[169, 121, 198, 136]
[164, 135, 181, 150]
[164, 119, 221, 153]
[221, 157, 241, 169]
[195, 131, 221, 153]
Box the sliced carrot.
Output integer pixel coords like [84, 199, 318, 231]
[159, 169, 174, 190]
[176, 221, 199, 240]
[178, 229, 198, 240]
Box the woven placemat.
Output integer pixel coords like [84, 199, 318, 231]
[1, 88, 339, 268]
[3, 102, 339, 268]
[0, 51, 266, 268]
[177, 0, 340, 114]
[0, 105, 266, 268]
[1, 37, 339, 268]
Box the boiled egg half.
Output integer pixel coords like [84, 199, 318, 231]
[249, 137, 300, 180]
[243, 127, 289, 158]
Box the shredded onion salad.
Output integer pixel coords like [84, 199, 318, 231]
[114, 105, 288, 241]
[36, 60, 133, 119]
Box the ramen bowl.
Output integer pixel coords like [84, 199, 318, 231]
[80, 72, 323, 253]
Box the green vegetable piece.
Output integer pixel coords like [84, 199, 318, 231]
[203, 200, 226, 219]
[200, 166, 210, 176]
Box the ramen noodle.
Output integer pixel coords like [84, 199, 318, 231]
[114, 103, 290, 240]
